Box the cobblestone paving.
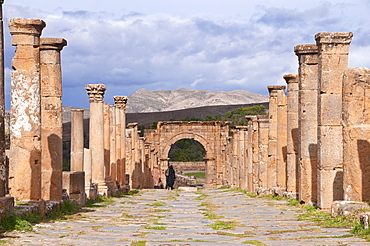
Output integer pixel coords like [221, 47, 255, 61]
[3, 188, 370, 245]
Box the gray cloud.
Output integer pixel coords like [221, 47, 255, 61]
[3, 2, 370, 108]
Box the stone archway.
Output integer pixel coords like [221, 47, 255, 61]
[145, 121, 230, 188]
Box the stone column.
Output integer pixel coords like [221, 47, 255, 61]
[109, 105, 116, 184]
[0, 0, 5, 197]
[257, 115, 269, 190]
[277, 86, 287, 189]
[284, 74, 299, 196]
[246, 117, 254, 192]
[103, 103, 110, 180]
[294, 44, 319, 205]
[8, 18, 46, 201]
[114, 96, 128, 186]
[40, 37, 67, 201]
[113, 98, 121, 186]
[342, 68, 370, 202]
[251, 116, 259, 192]
[315, 32, 352, 209]
[70, 109, 84, 172]
[85, 84, 107, 194]
[267, 86, 285, 189]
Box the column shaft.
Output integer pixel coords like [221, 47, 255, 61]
[70, 109, 84, 172]
[315, 32, 352, 209]
[8, 18, 45, 201]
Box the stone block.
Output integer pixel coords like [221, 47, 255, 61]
[318, 93, 342, 125]
[360, 212, 370, 229]
[331, 200, 370, 217]
[178, 186, 197, 192]
[0, 197, 14, 211]
[318, 126, 343, 168]
[63, 171, 85, 194]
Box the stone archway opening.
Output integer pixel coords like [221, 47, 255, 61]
[168, 138, 206, 187]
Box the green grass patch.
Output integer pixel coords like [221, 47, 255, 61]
[143, 225, 166, 230]
[287, 199, 300, 206]
[195, 193, 208, 200]
[131, 241, 147, 246]
[298, 206, 354, 228]
[153, 209, 170, 212]
[209, 220, 238, 230]
[203, 212, 224, 220]
[260, 194, 287, 200]
[122, 213, 133, 218]
[147, 202, 165, 207]
[184, 172, 205, 179]
[243, 240, 267, 245]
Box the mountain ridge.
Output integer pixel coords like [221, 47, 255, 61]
[126, 88, 269, 113]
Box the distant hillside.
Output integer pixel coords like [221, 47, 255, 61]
[126, 88, 269, 113]
[62, 102, 269, 142]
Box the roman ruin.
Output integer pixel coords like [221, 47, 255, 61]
[1, 17, 370, 230]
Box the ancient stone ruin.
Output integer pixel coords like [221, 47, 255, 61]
[0, 16, 369, 222]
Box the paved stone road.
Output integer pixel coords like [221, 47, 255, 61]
[3, 188, 369, 245]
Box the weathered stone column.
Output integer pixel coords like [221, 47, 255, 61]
[0, 0, 6, 197]
[342, 68, 370, 202]
[103, 103, 110, 180]
[246, 117, 254, 192]
[276, 86, 287, 189]
[8, 18, 45, 201]
[257, 115, 269, 191]
[114, 96, 128, 186]
[251, 116, 260, 192]
[113, 97, 121, 186]
[284, 74, 299, 196]
[267, 86, 285, 189]
[315, 32, 352, 209]
[109, 105, 116, 184]
[40, 37, 67, 201]
[295, 44, 319, 205]
[70, 109, 84, 172]
[85, 84, 107, 194]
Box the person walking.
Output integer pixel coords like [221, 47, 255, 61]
[151, 166, 161, 189]
[165, 164, 176, 190]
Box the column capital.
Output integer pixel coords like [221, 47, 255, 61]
[8, 18, 46, 46]
[268, 85, 286, 95]
[283, 74, 298, 84]
[114, 96, 128, 109]
[85, 84, 106, 103]
[294, 44, 318, 56]
[315, 32, 353, 45]
[40, 38, 67, 51]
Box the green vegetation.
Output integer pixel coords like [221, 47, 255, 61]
[131, 241, 147, 246]
[185, 172, 205, 179]
[242, 240, 267, 245]
[143, 225, 166, 230]
[209, 220, 238, 230]
[0, 200, 79, 232]
[168, 138, 206, 162]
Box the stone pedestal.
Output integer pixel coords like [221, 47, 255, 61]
[8, 18, 45, 201]
[295, 44, 319, 204]
[284, 74, 299, 195]
[315, 32, 352, 209]
[70, 109, 84, 172]
[40, 38, 67, 201]
[85, 84, 107, 195]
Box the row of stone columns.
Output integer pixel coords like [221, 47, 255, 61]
[8, 18, 67, 201]
[224, 32, 369, 210]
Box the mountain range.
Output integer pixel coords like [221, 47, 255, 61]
[126, 88, 269, 113]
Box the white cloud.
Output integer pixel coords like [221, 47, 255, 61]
[3, 1, 370, 108]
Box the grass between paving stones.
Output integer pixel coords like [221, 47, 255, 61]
[242, 240, 268, 245]
[209, 220, 239, 230]
[0, 200, 79, 232]
[217, 231, 254, 238]
[147, 201, 165, 207]
[131, 241, 147, 246]
[143, 224, 166, 230]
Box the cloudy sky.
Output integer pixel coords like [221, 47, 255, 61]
[3, 0, 370, 108]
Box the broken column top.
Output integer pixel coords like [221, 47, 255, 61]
[315, 32, 353, 44]
[8, 18, 46, 46]
[85, 84, 107, 103]
[114, 96, 128, 109]
[283, 74, 298, 84]
[294, 44, 318, 55]
[268, 85, 286, 94]
[40, 38, 67, 51]
[71, 109, 84, 112]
